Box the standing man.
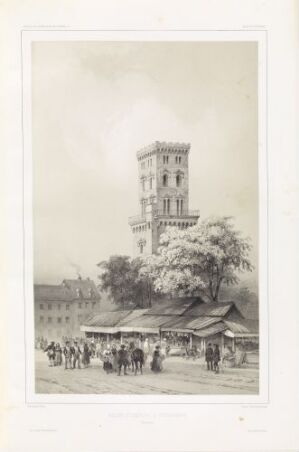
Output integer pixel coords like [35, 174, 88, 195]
[63, 341, 73, 370]
[213, 344, 221, 374]
[117, 344, 128, 376]
[44, 341, 56, 367]
[72, 340, 82, 369]
[205, 343, 214, 371]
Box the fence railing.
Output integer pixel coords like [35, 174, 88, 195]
[154, 210, 200, 218]
[128, 210, 200, 225]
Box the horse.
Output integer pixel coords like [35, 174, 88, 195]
[131, 348, 144, 375]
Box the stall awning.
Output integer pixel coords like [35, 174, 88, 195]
[145, 297, 201, 316]
[192, 322, 228, 338]
[223, 319, 259, 337]
[118, 314, 175, 334]
[80, 325, 119, 334]
[161, 316, 219, 333]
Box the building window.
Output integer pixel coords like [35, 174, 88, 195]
[78, 302, 82, 309]
[141, 199, 146, 216]
[40, 316, 44, 323]
[176, 174, 182, 187]
[48, 304, 52, 310]
[57, 303, 61, 310]
[180, 199, 183, 215]
[176, 156, 182, 164]
[138, 239, 146, 254]
[163, 155, 169, 164]
[149, 177, 152, 189]
[92, 302, 96, 309]
[65, 317, 70, 324]
[57, 317, 62, 324]
[142, 179, 145, 191]
[66, 304, 70, 310]
[163, 199, 170, 214]
[78, 314, 82, 322]
[85, 302, 89, 308]
[39, 304, 44, 310]
[162, 174, 168, 187]
[48, 317, 52, 323]
[177, 199, 180, 215]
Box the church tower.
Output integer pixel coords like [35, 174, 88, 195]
[129, 141, 200, 257]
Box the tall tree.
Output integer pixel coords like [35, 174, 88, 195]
[141, 216, 253, 302]
[97, 255, 152, 309]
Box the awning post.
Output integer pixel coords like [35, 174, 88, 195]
[221, 333, 225, 355]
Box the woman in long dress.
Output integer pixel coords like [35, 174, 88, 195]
[102, 346, 113, 374]
[151, 345, 163, 373]
[55, 343, 62, 366]
[111, 344, 118, 372]
[82, 343, 90, 368]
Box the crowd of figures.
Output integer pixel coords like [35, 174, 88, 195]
[43, 340, 92, 369]
[205, 343, 221, 373]
[36, 335, 249, 374]
[37, 336, 165, 375]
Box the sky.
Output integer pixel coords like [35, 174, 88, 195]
[32, 41, 258, 285]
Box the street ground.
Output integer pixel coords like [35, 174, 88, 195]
[35, 350, 259, 395]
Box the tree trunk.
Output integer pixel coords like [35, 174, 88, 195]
[149, 281, 152, 308]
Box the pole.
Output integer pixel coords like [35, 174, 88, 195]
[221, 333, 225, 356]
[120, 331, 123, 344]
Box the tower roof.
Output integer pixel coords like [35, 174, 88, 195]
[137, 141, 190, 161]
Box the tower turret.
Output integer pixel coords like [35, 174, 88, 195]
[129, 141, 199, 257]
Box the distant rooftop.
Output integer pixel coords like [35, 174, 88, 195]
[137, 141, 190, 160]
[34, 277, 100, 302]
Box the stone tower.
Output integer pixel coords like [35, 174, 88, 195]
[129, 141, 200, 257]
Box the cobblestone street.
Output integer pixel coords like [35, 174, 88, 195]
[35, 351, 259, 395]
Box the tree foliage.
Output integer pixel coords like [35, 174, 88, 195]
[141, 216, 253, 302]
[97, 255, 153, 309]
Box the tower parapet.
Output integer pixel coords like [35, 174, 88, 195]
[129, 141, 199, 257]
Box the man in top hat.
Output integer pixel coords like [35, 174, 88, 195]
[63, 341, 73, 370]
[72, 340, 82, 369]
[117, 344, 128, 376]
[205, 343, 214, 371]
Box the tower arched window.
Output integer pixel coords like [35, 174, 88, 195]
[176, 174, 182, 187]
[163, 174, 168, 187]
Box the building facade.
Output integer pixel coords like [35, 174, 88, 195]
[129, 141, 200, 257]
[34, 277, 101, 341]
